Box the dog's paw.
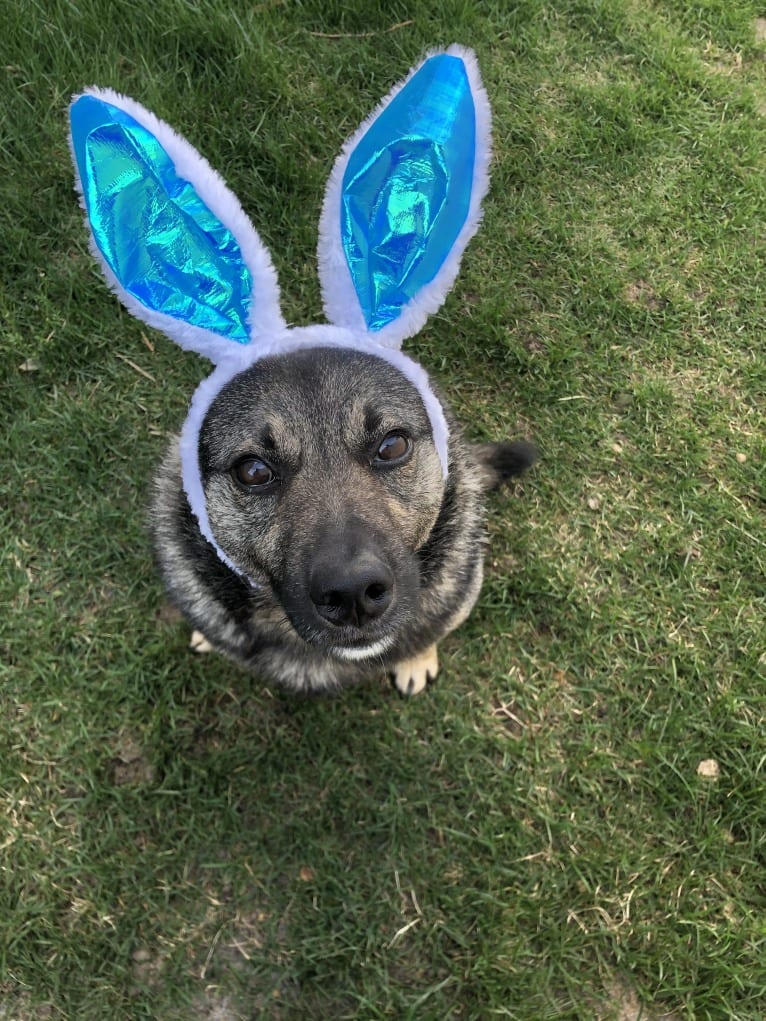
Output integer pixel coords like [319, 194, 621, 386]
[392, 645, 439, 696]
[189, 629, 214, 654]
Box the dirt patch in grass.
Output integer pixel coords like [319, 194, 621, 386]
[0, 992, 54, 1020]
[111, 730, 155, 786]
[624, 280, 667, 311]
[191, 993, 246, 1021]
[599, 979, 681, 1021]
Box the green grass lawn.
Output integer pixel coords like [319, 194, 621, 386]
[1, 1, 764, 1018]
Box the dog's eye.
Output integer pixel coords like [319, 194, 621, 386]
[374, 432, 411, 466]
[232, 457, 276, 490]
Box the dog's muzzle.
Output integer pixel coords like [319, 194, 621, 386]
[309, 551, 394, 629]
[280, 520, 416, 658]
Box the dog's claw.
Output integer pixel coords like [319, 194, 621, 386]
[189, 629, 214, 654]
[392, 644, 439, 696]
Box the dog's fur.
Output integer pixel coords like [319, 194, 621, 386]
[150, 346, 536, 695]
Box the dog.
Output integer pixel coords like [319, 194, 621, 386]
[150, 345, 537, 695]
[69, 48, 538, 695]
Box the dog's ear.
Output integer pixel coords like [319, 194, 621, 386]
[318, 45, 492, 350]
[474, 440, 540, 491]
[69, 89, 285, 364]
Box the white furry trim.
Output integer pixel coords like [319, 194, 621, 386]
[317, 44, 492, 350]
[179, 324, 450, 585]
[69, 87, 286, 364]
[179, 359, 255, 582]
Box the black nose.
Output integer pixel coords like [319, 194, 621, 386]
[309, 555, 394, 628]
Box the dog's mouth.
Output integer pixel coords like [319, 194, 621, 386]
[279, 571, 412, 663]
[328, 634, 397, 662]
[283, 602, 404, 662]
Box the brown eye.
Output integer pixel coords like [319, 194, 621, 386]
[374, 432, 411, 466]
[233, 457, 275, 489]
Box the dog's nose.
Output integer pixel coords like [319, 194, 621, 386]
[309, 557, 394, 628]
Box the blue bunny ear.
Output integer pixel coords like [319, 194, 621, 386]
[318, 45, 491, 349]
[69, 88, 285, 364]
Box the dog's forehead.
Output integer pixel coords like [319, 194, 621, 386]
[203, 347, 433, 442]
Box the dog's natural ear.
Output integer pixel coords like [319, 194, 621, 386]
[474, 440, 539, 491]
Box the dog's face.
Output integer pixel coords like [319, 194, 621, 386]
[196, 347, 445, 660]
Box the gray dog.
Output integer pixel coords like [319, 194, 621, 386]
[151, 347, 537, 694]
[68, 47, 537, 694]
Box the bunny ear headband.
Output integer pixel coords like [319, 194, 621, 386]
[69, 44, 492, 580]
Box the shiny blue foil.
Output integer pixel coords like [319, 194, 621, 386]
[70, 96, 252, 343]
[341, 54, 476, 332]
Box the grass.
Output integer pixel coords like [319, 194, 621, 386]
[1, 1, 765, 1018]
